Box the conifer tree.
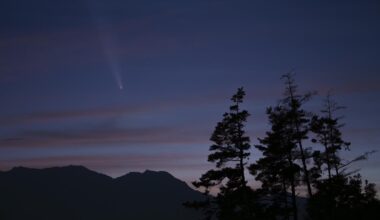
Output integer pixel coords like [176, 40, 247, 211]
[185, 88, 260, 220]
[250, 105, 301, 220]
[280, 73, 314, 197]
[308, 94, 380, 220]
[308, 174, 380, 220]
[310, 94, 350, 178]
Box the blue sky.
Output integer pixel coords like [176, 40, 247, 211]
[0, 0, 379, 188]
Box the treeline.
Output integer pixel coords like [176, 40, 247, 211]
[185, 74, 380, 220]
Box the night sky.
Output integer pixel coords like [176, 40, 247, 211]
[0, 0, 379, 189]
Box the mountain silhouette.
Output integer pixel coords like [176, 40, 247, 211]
[0, 165, 203, 220]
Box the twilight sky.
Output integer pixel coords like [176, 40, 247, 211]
[0, 0, 379, 188]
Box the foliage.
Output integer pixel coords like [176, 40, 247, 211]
[185, 88, 262, 220]
[308, 174, 380, 220]
[309, 94, 350, 179]
[308, 94, 380, 219]
[279, 73, 314, 198]
[186, 77, 379, 220]
[249, 105, 301, 220]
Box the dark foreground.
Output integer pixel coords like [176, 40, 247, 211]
[0, 166, 203, 220]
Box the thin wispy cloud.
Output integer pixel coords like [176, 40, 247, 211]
[0, 153, 210, 178]
[0, 125, 209, 148]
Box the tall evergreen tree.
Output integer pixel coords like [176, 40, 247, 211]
[308, 94, 349, 219]
[250, 105, 301, 220]
[280, 73, 314, 197]
[310, 94, 350, 179]
[185, 88, 260, 220]
[308, 94, 380, 220]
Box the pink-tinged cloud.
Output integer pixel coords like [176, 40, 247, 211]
[0, 125, 210, 148]
[0, 105, 149, 126]
[0, 153, 210, 178]
[304, 77, 380, 96]
[0, 92, 229, 127]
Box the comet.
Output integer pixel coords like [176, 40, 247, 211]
[87, 1, 125, 91]
[113, 70, 124, 90]
[103, 38, 125, 91]
[103, 34, 125, 91]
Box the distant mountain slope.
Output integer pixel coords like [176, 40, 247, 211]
[0, 165, 203, 220]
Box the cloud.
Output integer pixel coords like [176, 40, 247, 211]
[0, 105, 149, 126]
[304, 75, 380, 96]
[0, 122, 211, 148]
[0, 153, 209, 178]
[0, 91, 230, 127]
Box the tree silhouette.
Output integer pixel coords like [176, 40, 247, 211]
[185, 78, 379, 220]
[310, 93, 350, 180]
[280, 73, 314, 198]
[308, 94, 380, 219]
[308, 174, 380, 220]
[250, 105, 302, 220]
[185, 88, 261, 220]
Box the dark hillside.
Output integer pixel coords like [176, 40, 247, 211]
[0, 166, 203, 220]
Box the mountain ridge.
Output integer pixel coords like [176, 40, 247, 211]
[0, 165, 203, 220]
